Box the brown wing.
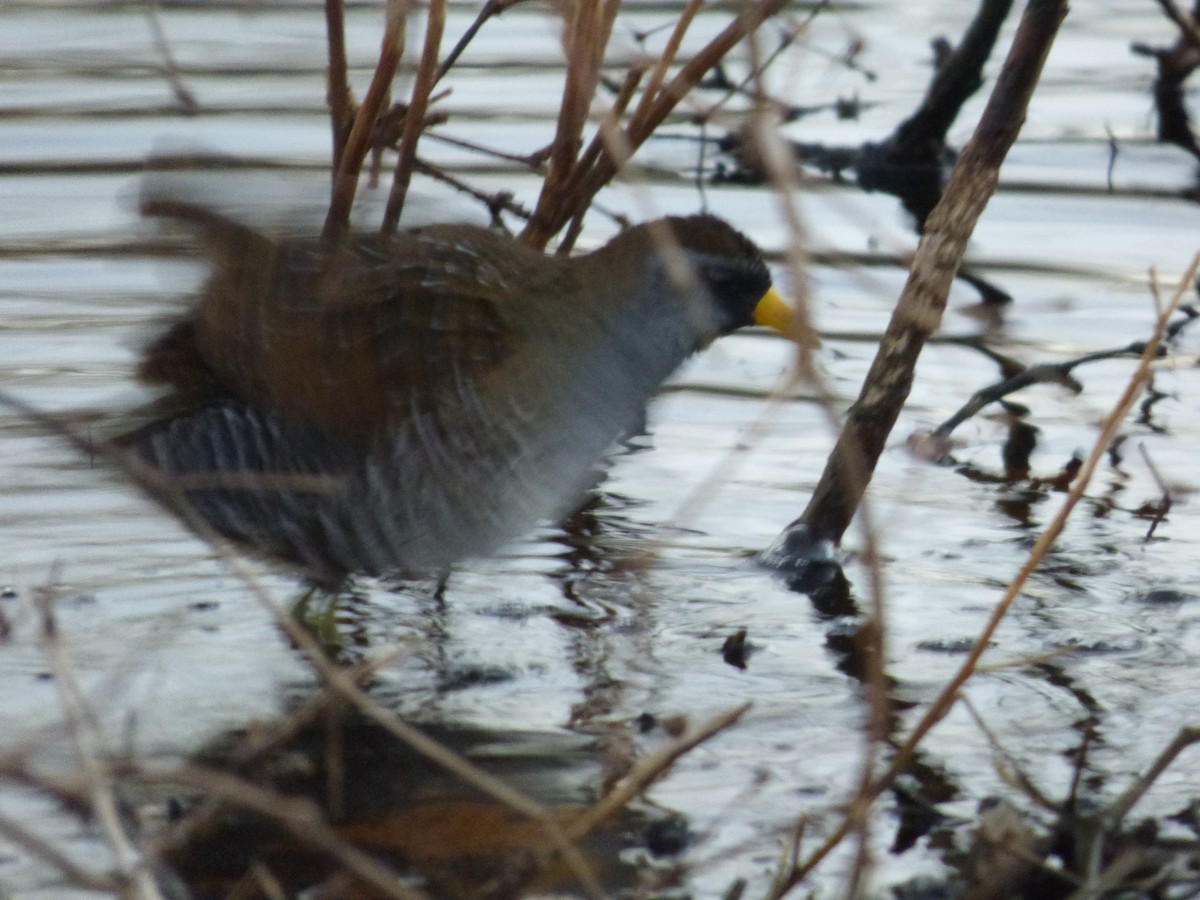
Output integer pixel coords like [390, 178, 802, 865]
[158, 221, 518, 444]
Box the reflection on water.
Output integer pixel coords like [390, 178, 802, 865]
[3, 1, 1200, 897]
[160, 712, 671, 899]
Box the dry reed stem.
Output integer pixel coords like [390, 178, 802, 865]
[324, 0, 352, 173]
[773, 254, 1199, 896]
[629, 0, 703, 127]
[383, 0, 447, 233]
[636, 22, 832, 554]
[526, 0, 621, 246]
[556, 63, 647, 254]
[325, 0, 408, 241]
[524, 0, 792, 247]
[736, 19, 890, 887]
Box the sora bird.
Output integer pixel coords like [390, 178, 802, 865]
[123, 195, 796, 581]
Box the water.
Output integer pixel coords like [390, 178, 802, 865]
[2, 1, 1200, 896]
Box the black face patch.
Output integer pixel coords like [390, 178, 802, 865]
[699, 254, 772, 333]
[660, 215, 773, 334]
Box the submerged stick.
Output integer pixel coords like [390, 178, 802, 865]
[764, 0, 1070, 568]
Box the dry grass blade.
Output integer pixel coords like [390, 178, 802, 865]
[740, 22, 887, 890]
[777, 0, 1068, 556]
[890, 257, 1198, 770]
[28, 582, 165, 900]
[0, 810, 118, 894]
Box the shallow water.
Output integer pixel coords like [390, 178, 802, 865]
[2, 1, 1200, 897]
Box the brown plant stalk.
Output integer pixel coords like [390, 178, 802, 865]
[523, 0, 792, 248]
[324, 1, 408, 241]
[324, 0, 352, 172]
[383, 0, 448, 233]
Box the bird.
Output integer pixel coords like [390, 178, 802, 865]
[122, 195, 797, 582]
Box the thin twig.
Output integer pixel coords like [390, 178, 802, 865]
[433, 0, 532, 85]
[928, 342, 1159, 445]
[566, 704, 750, 840]
[628, 0, 704, 127]
[145, 0, 198, 113]
[1103, 726, 1200, 828]
[1154, 0, 1200, 50]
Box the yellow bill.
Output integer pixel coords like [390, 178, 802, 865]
[753, 286, 791, 332]
[753, 287, 820, 347]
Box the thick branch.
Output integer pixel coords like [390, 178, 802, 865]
[765, 0, 1069, 567]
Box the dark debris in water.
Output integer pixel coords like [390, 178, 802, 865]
[720, 627, 755, 669]
[437, 664, 517, 692]
[1135, 588, 1196, 605]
